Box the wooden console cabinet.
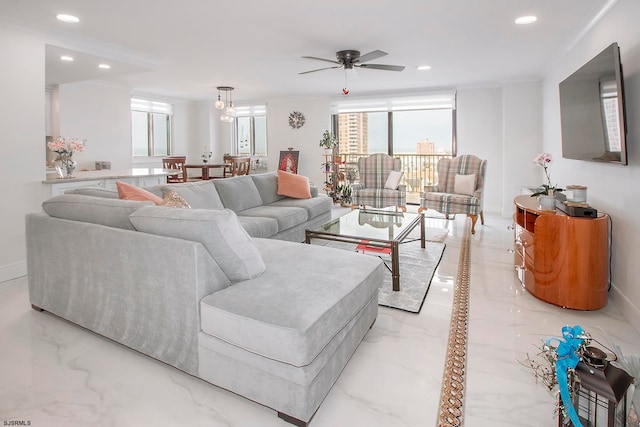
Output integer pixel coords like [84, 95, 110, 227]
[513, 195, 609, 310]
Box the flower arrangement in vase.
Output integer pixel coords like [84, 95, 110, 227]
[530, 153, 563, 211]
[47, 137, 85, 178]
[201, 151, 212, 164]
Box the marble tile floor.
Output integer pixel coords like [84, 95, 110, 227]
[1, 210, 638, 427]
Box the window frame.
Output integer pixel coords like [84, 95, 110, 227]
[232, 104, 267, 157]
[131, 98, 173, 158]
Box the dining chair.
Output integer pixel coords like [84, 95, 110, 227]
[162, 156, 187, 183]
[223, 156, 251, 177]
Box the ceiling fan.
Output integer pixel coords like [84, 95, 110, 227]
[298, 50, 405, 75]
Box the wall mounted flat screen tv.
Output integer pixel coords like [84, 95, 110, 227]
[559, 42, 628, 165]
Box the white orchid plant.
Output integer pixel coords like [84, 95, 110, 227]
[531, 153, 564, 197]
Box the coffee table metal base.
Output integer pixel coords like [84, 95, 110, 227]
[305, 211, 425, 291]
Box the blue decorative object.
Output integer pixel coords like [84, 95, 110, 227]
[546, 325, 587, 427]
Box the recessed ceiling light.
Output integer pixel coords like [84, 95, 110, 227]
[60, 55, 74, 62]
[56, 14, 80, 23]
[417, 65, 432, 71]
[98, 64, 111, 69]
[515, 15, 537, 25]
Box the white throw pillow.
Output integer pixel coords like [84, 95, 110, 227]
[384, 171, 404, 190]
[454, 174, 476, 196]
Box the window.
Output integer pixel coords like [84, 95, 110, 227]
[331, 93, 457, 202]
[233, 104, 267, 156]
[131, 98, 173, 157]
[331, 92, 456, 157]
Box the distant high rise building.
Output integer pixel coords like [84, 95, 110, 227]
[338, 113, 368, 154]
[416, 138, 435, 154]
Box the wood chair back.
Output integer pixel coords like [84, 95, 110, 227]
[162, 156, 187, 183]
[223, 156, 251, 177]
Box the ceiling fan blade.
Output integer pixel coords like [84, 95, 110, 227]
[298, 66, 342, 75]
[357, 50, 387, 63]
[302, 56, 341, 65]
[357, 63, 405, 72]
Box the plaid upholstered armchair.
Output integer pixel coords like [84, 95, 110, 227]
[418, 155, 487, 234]
[351, 153, 406, 211]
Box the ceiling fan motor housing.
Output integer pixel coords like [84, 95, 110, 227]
[336, 50, 360, 69]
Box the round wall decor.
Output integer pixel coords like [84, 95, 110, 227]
[288, 111, 305, 129]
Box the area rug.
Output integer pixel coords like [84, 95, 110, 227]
[326, 238, 446, 313]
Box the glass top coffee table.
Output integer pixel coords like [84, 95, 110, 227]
[305, 209, 425, 291]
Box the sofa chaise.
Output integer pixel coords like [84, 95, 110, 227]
[26, 172, 384, 426]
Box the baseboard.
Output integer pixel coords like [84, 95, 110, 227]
[0, 260, 27, 283]
[609, 283, 640, 337]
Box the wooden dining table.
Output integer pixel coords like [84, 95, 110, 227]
[183, 163, 228, 180]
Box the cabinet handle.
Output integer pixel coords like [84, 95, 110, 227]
[507, 249, 515, 254]
[507, 224, 514, 231]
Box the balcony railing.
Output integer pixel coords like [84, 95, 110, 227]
[336, 152, 452, 203]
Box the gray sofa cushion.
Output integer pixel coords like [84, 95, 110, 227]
[238, 206, 308, 232]
[251, 172, 286, 205]
[129, 206, 266, 282]
[213, 176, 263, 212]
[160, 180, 224, 209]
[42, 194, 152, 230]
[269, 196, 333, 220]
[64, 187, 120, 198]
[237, 216, 279, 238]
[200, 239, 383, 367]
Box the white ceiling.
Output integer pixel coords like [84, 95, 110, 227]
[0, 0, 619, 102]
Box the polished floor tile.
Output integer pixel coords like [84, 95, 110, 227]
[1, 211, 638, 426]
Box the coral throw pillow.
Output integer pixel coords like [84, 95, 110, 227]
[116, 181, 163, 205]
[277, 170, 312, 199]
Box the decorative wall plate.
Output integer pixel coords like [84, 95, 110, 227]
[288, 111, 305, 129]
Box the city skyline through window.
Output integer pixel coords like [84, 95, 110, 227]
[336, 109, 454, 155]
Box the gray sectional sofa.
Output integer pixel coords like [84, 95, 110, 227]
[26, 172, 384, 426]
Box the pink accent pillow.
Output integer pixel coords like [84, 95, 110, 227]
[277, 170, 312, 199]
[116, 181, 163, 205]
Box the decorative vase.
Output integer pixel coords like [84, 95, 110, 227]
[538, 195, 556, 211]
[323, 148, 334, 155]
[65, 160, 77, 178]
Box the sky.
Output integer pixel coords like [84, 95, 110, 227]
[366, 109, 453, 154]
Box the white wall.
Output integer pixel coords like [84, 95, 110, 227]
[59, 81, 132, 170]
[457, 87, 503, 214]
[542, 0, 640, 329]
[0, 26, 45, 281]
[457, 84, 543, 216]
[502, 82, 543, 215]
[264, 97, 332, 189]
